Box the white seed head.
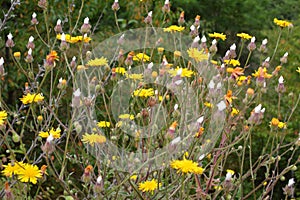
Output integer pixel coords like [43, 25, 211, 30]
[254, 104, 262, 113]
[59, 77, 63, 83]
[57, 19, 61, 25]
[201, 35, 207, 43]
[261, 108, 265, 113]
[217, 101, 226, 111]
[174, 104, 179, 110]
[7, 33, 13, 40]
[32, 12, 37, 18]
[251, 36, 256, 43]
[0, 57, 4, 66]
[61, 33, 66, 41]
[29, 36, 34, 42]
[165, 0, 170, 4]
[284, 52, 288, 57]
[115, 0, 118, 2]
[288, 178, 295, 187]
[46, 134, 54, 142]
[148, 11, 152, 17]
[171, 136, 181, 145]
[190, 25, 195, 31]
[197, 116, 204, 124]
[154, 90, 158, 95]
[84, 17, 89, 24]
[221, 64, 225, 68]
[74, 88, 81, 97]
[212, 39, 217, 45]
[72, 56, 76, 61]
[84, 33, 88, 38]
[28, 48, 32, 55]
[147, 62, 153, 69]
[278, 76, 284, 84]
[193, 36, 200, 43]
[230, 43, 236, 51]
[265, 57, 270, 62]
[262, 38, 268, 45]
[97, 175, 102, 184]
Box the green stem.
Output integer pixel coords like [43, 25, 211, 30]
[270, 29, 282, 64]
[114, 11, 121, 33]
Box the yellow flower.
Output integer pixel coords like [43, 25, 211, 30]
[163, 25, 185, 32]
[130, 175, 137, 181]
[204, 102, 213, 108]
[231, 108, 239, 117]
[210, 60, 218, 65]
[56, 34, 91, 43]
[187, 48, 209, 62]
[278, 122, 287, 129]
[81, 133, 106, 147]
[46, 50, 59, 63]
[273, 18, 293, 28]
[270, 118, 280, 127]
[119, 114, 135, 120]
[236, 75, 250, 86]
[39, 127, 61, 139]
[224, 59, 240, 67]
[138, 179, 160, 194]
[227, 169, 235, 175]
[296, 67, 300, 74]
[174, 51, 181, 57]
[0, 110, 8, 126]
[2, 161, 25, 177]
[252, 67, 272, 79]
[236, 33, 252, 40]
[168, 67, 194, 77]
[126, 73, 143, 81]
[133, 88, 155, 97]
[20, 93, 44, 104]
[115, 67, 126, 75]
[170, 158, 204, 174]
[208, 32, 226, 41]
[97, 121, 110, 128]
[133, 53, 150, 62]
[13, 51, 21, 59]
[86, 57, 108, 67]
[17, 163, 42, 184]
[157, 47, 164, 53]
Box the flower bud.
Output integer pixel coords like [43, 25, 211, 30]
[0, 57, 5, 76]
[280, 52, 288, 64]
[247, 36, 256, 51]
[25, 48, 33, 63]
[80, 17, 91, 34]
[178, 11, 185, 25]
[6, 33, 15, 48]
[112, 0, 120, 11]
[27, 36, 35, 49]
[144, 11, 152, 24]
[38, 0, 47, 10]
[54, 19, 63, 33]
[276, 76, 285, 93]
[162, 0, 170, 13]
[31, 12, 39, 25]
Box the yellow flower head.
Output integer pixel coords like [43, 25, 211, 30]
[126, 73, 143, 81]
[187, 48, 209, 62]
[270, 118, 280, 127]
[20, 93, 44, 104]
[226, 169, 235, 175]
[87, 57, 108, 67]
[170, 158, 204, 174]
[138, 179, 160, 194]
[46, 50, 59, 63]
[274, 18, 293, 28]
[0, 110, 8, 126]
[2, 161, 25, 177]
[133, 88, 155, 97]
[224, 59, 240, 67]
[114, 67, 126, 75]
[39, 127, 61, 139]
[168, 67, 194, 77]
[231, 108, 239, 117]
[252, 67, 272, 79]
[17, 163, 42, 184]
[237, 33, 252, 40]
[119, 114, 135, 120]
[130, 175, 138, 181]
[81, 133, 106, 147]
[208, 32, 226, 41]
[97, 121, 111, 128]
[56, 34, 91, 43]
[163, 25, 185, 32]
[204, 102, 213, 108]
[133, 53, 150, 62]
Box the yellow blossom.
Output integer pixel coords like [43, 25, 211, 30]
[86, 57, 108, 67]
[39, 127, 61, 139]
[0, 110, 8, 126]
[17, 163, 42, 184]
[138, 179, 160, 194]
[97, 121, 110, 128]
[187, 48, 209, 62]
[208, 32, 226, 41]
[163, 25, 185, 32]
[274, 18, 293, 28]
[115, 67, 126, 75]
[133, 53, 150, 62]
[56, 34, 91, 43]
[2, 161, 25, 177]
[204, 102, 213, 108]
[126, 73, 143, 81]
[296, 67, 300, 74]
[119, 114, 135, 120]
[130, 175, 137, 181]
[236, 33, 252, 40]
[226, 169, 235, 175]
[224, 59, 240, 67]
[168, 67, 194, 77]
[20, 93, 44, 104]
[278, 122, 287, 129]
[231, 108, 239, 117]
[170, 158, 204, 174]
[81, 133, 106, 147]
[133, 88, 155, 97]
[252, 67, 272, 79]
[270, 118, 280, 127]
